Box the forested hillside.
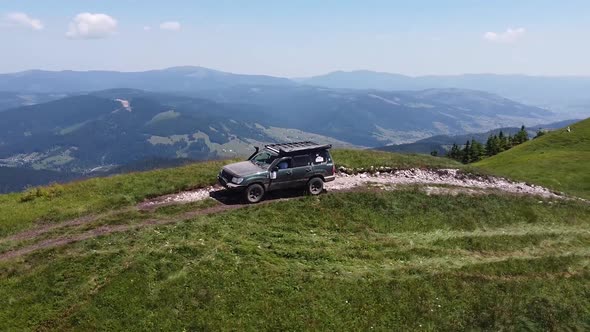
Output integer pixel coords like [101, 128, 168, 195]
[476, 118, 590, 199]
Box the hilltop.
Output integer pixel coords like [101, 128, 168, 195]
[476, 118, 590, 199]
[1, 149, 589, 330]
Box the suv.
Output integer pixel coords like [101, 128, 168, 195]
[218, 141, 336, 203]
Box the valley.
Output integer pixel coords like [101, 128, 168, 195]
[1, 67, 577, 193]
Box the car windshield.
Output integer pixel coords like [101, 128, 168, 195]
[250, 150, 278, 167]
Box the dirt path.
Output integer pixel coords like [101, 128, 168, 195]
[0, 196, 296, 262]
[1, 169, 577, 262]
[2, 209, 135, 243]
[140, 169, 566, 209]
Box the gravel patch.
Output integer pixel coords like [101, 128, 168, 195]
[138, 186, 220, 209]
[139, 169, 567, 208]
[325, 169, 561, 199]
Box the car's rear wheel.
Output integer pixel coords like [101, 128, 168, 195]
[307, 177, 324, 195]
[245, 183, 265, 203]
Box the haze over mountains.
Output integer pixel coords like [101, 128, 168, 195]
[0, 67, 294, 93]
[299, 70, 590, 117]
[0, 66, 586, 192]
[2, 66, 589, 118]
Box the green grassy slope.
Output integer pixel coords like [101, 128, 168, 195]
[0, 150, 457, 237]
[476, 118, 590, 199]
[0, 160, 230, 237]
[332, 149, 462, 169]
[1, 190, 589, 330]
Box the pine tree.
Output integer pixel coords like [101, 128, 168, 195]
[515, 125, 528, 144]
[462, 140, 471, 164]
[447, 143, 460, 161]
[498, 131, 507, 152]
[485, 135, 494, 156]
[487, 135, 501, 156]
[470, 139, 485, 162]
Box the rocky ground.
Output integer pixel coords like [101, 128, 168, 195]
[139, 168, 566, 209]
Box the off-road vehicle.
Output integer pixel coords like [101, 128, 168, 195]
[218, 141, 336, 203]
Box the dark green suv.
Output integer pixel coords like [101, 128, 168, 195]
[218, 141, 336, 203]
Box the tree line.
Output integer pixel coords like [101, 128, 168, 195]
[445, 125, 531, 164]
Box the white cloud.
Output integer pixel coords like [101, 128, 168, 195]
[143, 26, 151, 31]
[483, 27, 526, 43]
[160, 21, 181, 31]
[66, 13, 117, 39]
[3, 12, 44, 30]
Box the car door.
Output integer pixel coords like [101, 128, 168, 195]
[288, 154, 313, 187]
[268, 157, 293, 191]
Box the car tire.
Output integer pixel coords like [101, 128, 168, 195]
[307, 177, 324, 195]
[245, 183, 265, 204]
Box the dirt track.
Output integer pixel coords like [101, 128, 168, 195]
[139, 168, 566, 209]
[1, 170, 577, 262]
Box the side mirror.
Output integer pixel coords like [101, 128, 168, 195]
[270, 171, 277, 180]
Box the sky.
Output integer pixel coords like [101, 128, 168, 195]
[1, 0, 589, 77]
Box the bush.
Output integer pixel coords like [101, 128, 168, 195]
[19, 183, 65, 203]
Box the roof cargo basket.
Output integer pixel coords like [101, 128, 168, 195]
[264, 141, 332, 154]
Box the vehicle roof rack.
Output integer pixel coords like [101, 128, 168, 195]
[265, 141, 332, 154]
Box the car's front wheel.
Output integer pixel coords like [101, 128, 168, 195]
[245, 183, 265, 203]
[307, 177, 324, 195]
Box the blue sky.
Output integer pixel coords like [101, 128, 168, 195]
[1, 0, 589, 76]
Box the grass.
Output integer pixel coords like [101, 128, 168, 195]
[1, 190, 589, 330]
[2, 145, 587, 329]
[476, 118, 590, 199]
[332, 149, 463, 169]
[0, 150, 459, 238]
[0, 159, 231, 237]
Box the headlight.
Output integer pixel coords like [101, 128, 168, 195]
[232, 177, 244, 184]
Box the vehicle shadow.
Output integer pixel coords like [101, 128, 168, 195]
[209, 188, 320, 205]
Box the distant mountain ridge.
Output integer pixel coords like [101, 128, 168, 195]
[299, 70, 590, 117]
[0, 87, 553, 171]
[0, 66, 295, 93]
[1, 66, 589, 118]
[0, 90, 351, 174]
[0, 92, 69, 112]
[187, 85, 552, 145]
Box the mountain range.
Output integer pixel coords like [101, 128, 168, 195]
[0, 67, 294, 93]
[0, 85, 553, 173]
[0, 66, 586, 192]
[299, 70, 590, 117]
[1, 66, 589, 117]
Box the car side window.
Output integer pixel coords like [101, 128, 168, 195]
[292, 155, 311, 168]
[276, 158, 292, 170]
[312, 150, 329, 165]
